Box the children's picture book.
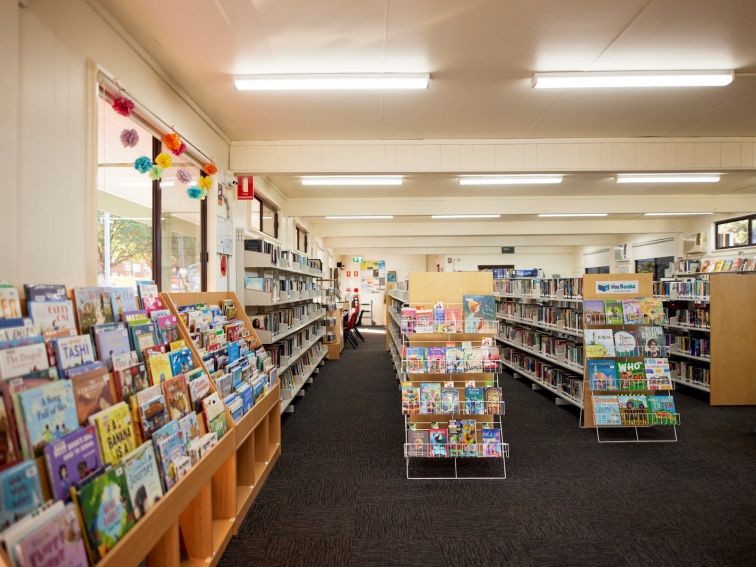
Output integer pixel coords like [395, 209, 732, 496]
[162, 375, 191, 420]
[123, 443, 163, 521]
[433, 302, 445, 333]
[168, 347, 194, 377]
[400, 307, 416, 334]
[43, 424, 102, 503]
[639, 297, 665, 325]
[407, 429, 428, 457]
[440, 386, 460, 413]
[647, 394, 677, 425]
[113, 362, 149, 402]
[90, 402, 137, 466]
[445, 343, 465, 373]
[617, 395, 649, 425]
[137, 283, 162, 313]
[14, 502, 89, 567]
[428, 428, 448, 457]
[202, 393, 227, 440]
[178, 411, 200, 448]
[0, 287, 22, 320]
[463, 295, 496, 333]
[71, 366, 117, 425]
[414, 308, 434, 333]
[464, 386, 484, 414]
[188, 374, 211, 413]
[592, 395, 622, 426]
[443, 306, 463, 333]
[460, 420, 477, 456]
[0, 460, 43, 529]
[583, 300, 606, 326]
[27, 300, 77, 334]
[94, 327, 131, 370]
[427, 347, 446, 373]
[75, 464, 135, 562]
[621, 298, 643, 324]
[603, 300, 624, 326]
[153, 428, 187, 491]
[0, 341, 49, 379]
[584, 329, 616, 358]
[613, 329, 639, 357]
[405, 347, 425, 374]
[136, 385, 169, 440]
[482, 428, 502, 457]
[401, 383, 419, 415]
[55, 334, 96, 376]
[447, 419, 463, 457]
[22, 284, 67, 303]
[616, 360, 646, 390]
[639, 326, 665, 357]
[72, 287, 114, 335]
[481, 337, 500, 372]
[17, 379, 79, 457]
[419, 382, 441, 414]
[587, 359, 618, 390]
[644, 358, 673, 390]
[110, 288, 138, 323]
[148, 352, 173, 385]
[130, 323, 156, 361]
[484, 386, 503, 414]
[156, 315, 180, 345]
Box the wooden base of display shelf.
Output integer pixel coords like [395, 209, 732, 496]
[327, 340, 343, 360]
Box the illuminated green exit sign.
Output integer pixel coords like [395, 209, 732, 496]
[352, 257, 363, 263]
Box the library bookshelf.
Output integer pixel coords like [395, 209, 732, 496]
[386, 286, 408, 380]
[319, 278, 345, 360]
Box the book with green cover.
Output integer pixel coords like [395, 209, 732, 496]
[603, 300, 624, 326]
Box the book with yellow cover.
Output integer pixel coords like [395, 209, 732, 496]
[88, 402, 137, 466]
[148, 352, 173, 385]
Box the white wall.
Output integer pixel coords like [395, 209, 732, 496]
[428, 249, 579, 277]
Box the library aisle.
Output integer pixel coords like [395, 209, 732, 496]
[220, 330, 756, 567]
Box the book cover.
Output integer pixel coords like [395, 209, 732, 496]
[407, 429, 428, 457]
[17, 380, 79, 457]
[72, 288, 114, 335]
[464, 386, 485, 414]
[168, 348, 194, 377]
[178, 412, 200, 448]
[95, 327, 131, 370]
[27, 300, 77, 334]
[15, 502, 88, 567]
[188, 374, 211, 413]
[202, 393, 227, 440]
[43, 424, 102, 502]
[445, 344, 465, 373]
[75, 464, 135, 562]
[587, 359, 618, 390]
[137, 283, 162, 313]
[113, 363, 149, 403]
[613, 329, 639, 357]
[617, 395, 649, 425]
[644, 358, 673, 391]
[428, 428, 448, 457]
[647, 394, 677, 425]
[0, 341, 49, 379]
[433, 302, 445, 333]
[482, 428, 502, 457]
[616, 360, 646, 390]
[481, 337, 500, 372]
[154, 429, 186, 491]
[71, 366, 117, 425]
[405, 347, 425, 374]
[461, 419, 477, 456]
[440, 386, 460, 413]
[123, 443, 163, 521]
[0, 460, 43, 529]
[110, 288, 138, 323]
[465, 345, 483, 373]
[214, 373, 233, 398]
[639, 326, 665, 357]
[156, 315, 180, 345]
[0, 394, 18, 469]
[0, 288, 22, 320]
[22, 284, 67, 303]
[162, 375, 191, 420]
[400, 307, 416, 334]
[419, 382, 441, 414]
[89, 402, 137, 466]
[414, 309, 434, 333]
[427, 347, 446, 374]
[463, 295, 496, 333]
[401, 383, 419, 415]
[592, 395, 622, 426]
[130, 323, 156, 361]
[639, 297, 665, 325]
[484, 386, 503, 414]
[55, 334, 96, 376]
[603, 300, 624, 326]
[584, 329, 616, 358]
[136, 385, 169, 440]
[447, 420, 463, 457]
[443, 306, 463, 333]
[621, 299, 643, 324]
[148, 352, 173, 385]
[583, 300, 606, 326]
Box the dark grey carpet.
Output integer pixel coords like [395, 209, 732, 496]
[219, 329, 756, 567]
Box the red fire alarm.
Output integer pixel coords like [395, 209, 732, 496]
[237, 176, 254, 200]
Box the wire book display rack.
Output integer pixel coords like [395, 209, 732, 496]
[580, 273, 680, 443]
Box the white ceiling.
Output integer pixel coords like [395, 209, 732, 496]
[100, 0, 756, 140]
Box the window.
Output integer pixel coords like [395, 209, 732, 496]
[585, 266, 610, 274]
[715, 214, 756, 249]
[296, 226, 308, 253]
[250, 195, 278, 239]
[635, 256, 674, 280]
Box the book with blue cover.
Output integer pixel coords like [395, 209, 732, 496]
[419, 382, 441, 414]
[17, 379, 79, 458]
[463, 295, 496, 333]
[592, 395, 622, 426]
[110, 287, 138, 323]
[429, 428, 448, 457]
[464, 386, 485, 414]
[587, 359, 618, 390]
[168, 347, 194, 377]
[482, 428, 502, 457]
[0, 460, 43, 529]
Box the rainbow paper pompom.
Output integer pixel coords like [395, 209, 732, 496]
[149, 166, 163, 180]
[120, 128, 139, 148]
[134, 156, 152, 174]
[187, 186, 202, 199]
[202, 163, 218, 176]
[198, 176, 212, 190]
[112, 96, 135, 117]
[176, 169, 193, 184]
[155, 152, 173, 169]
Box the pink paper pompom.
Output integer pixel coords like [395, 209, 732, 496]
[120, 128, 139, 148]
[170, 142, 187, 157]
[176, 169, 193, 184]
[112, 96, 135, 117]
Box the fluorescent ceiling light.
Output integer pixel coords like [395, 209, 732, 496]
[431, 214, 501, 219]
[532, 70, 733, 89]
[616, 173, 720, 184]
[538, 213, 608, 218]
[302, 176, 403, 186]
[325, 215, 394, 220]
[459, 175, 563, 185]
[235, 73, 429, 91]
[644, 212, 713, 216]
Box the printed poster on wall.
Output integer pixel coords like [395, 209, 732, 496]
[360, 260, 386, 291]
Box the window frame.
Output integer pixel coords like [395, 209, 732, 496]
[296, 225, 309, 253]
[714, 214, 756, 250]
[252, 195, 279, 239]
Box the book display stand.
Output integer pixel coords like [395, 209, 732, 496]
[399, 272, 509, 480]
[580, 274, 680, 444]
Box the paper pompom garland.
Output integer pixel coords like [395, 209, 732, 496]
[112, 96, 135, 117]
[199, 187, 208, 199]
[169, 142, 187, 157]
[202, 163, 218, 176]
[133, 156, 152, 174]
[155, 152, 173, 169]
[149, 166, 163, 180]
[162, 133, 187, 156]
[176, 169, 193, 184]
[120, 128, 139, 148]
[186, 186, 202, 199]
[198, 176, 212, 190]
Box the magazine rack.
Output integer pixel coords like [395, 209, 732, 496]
[401, 272, 509, 480]
[580, 274, 679, 444]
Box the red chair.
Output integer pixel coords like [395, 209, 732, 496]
[344, 308, 360, 348]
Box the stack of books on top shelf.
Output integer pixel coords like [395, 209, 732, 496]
[406, 421, 504, 458]
[0, 281, 226, 565]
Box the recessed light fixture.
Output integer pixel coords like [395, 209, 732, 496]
[644, 212, 713, 216]
[459, 175, 563, 185]
[531, 70, 734, 89]
[616, 173, 721, 184]
[538, 213, 608, 218]
[324, 215, 394, 220]
[431, 214, 501, 219]
[234, 73, 429, 91]
[302, 176, 403, 186]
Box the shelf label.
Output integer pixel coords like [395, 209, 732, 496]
[595, 280, 640, 295]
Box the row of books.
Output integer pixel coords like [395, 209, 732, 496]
[501, 347, 583, 400]
[584, 326, 666, 359]
[406, 423, 504, 458]
[243, 239, 323, 275]
[248, 304, 324, 335]
[593, 394, 678, 426]
[244, 276, 318, 297]
[400, 296, 497, 334]
[583, 297, 665, 326]
[670, 360, 710, 386]
[401, 383, 503, 415]
[670, 335, 710, 358]
[499, 324, 584, 367]
[587, 358, 673, 391]
[653, 279, 710, 300]
[699, 256, 756, 274]
[266, 322, 324, 363]
[498, 302, 583, 332]
[669, 307, 710, 329]
[493, 277, 583, 299]
[402, 340, 500, 374]
[279, 346, 324, 391]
